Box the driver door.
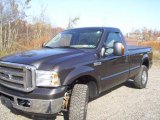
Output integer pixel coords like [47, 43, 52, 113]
[97, 32, 129, 91]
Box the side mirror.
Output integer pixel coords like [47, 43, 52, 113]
[100, 47, 106, 57]
[42, 42, 46, 48]
[113, 42, 125, 56]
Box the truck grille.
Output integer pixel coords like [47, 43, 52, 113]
[0, 62, 36, 92]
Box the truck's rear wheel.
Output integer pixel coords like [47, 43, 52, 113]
[69, 84, 89, 120]
[134, 65, 148, 89]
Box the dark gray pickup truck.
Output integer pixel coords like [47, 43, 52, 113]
[0, 27, 152, 120]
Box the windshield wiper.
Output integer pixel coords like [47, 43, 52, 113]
[44, 46, 77, 49]
[43, 46, 53, 49]
[54, 46, 77, 49]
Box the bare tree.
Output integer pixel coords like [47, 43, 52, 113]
[67, 17, 80, 29]
[0, 0, 64, 56]
[0, 3, 3, 50]
[0, 0, 31, 50]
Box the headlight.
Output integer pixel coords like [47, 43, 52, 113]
[36, 70, 60, 87]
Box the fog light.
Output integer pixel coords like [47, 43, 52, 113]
[17, 99, 31, 107]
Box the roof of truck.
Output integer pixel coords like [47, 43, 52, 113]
[64, 27, 120, 32]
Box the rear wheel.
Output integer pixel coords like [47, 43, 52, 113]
[134, 65, 148, 89]
[69, 84, 89, 120]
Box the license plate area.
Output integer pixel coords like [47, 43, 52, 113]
[1, 95, 14, 109]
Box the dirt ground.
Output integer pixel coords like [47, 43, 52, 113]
[0, 62, 160, 120]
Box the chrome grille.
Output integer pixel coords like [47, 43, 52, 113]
[0, 62, 36, 92]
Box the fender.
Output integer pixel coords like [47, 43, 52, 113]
[63, 66, 101, 92]
[141, 53, 149, 66]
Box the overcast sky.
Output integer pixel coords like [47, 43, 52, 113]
[27, 0, 160, 34]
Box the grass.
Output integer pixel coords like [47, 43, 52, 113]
[0, 35, 51, 58]
[138, 41, 160, 50]
[138, 41, 160, 60]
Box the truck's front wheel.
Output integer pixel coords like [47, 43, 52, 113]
[69, 84, 89, 120]
[134, 65, 148, 89]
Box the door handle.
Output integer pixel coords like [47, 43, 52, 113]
[94, 61, 102, 66]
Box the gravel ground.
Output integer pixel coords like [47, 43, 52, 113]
[0, 62, 160, 120]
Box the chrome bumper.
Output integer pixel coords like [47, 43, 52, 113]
[0, 90, 63, 114]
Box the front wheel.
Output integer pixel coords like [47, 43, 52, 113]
[134, 65, 148, 89]
[69, 84, 89, 120]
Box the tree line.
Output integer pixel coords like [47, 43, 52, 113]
[126, 27, 160, 42]
[0, 0, 79, 56]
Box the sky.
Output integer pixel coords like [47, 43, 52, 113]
[27, 0, 160, 34]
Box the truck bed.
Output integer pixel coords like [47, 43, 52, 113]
[128, 45, 151, 51]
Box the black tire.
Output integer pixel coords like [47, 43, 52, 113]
[69, 84, 89, 120]
[134, 65, 148, 89]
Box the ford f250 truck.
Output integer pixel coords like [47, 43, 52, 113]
[0, 27, 152, 120]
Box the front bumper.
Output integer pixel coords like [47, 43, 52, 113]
[0, 85, 67, 115]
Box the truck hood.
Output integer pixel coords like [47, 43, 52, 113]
[0, 48, 85, 70]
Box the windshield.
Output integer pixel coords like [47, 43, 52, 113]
[44, 29, 103, 49]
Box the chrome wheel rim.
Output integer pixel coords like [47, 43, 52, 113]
[142, 71, 147, 85]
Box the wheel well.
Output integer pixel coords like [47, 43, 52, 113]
[69, 75, 98, 98]
[142, 59, 149, 68]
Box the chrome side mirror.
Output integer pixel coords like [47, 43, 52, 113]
[42, 42, 46, 48]
[100, 47, 106, 57]
[113, 42, 125, 56]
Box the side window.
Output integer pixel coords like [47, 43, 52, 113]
[105, 32, 123, 55]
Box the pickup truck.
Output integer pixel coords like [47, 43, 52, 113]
[0, 27, 152, 120]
